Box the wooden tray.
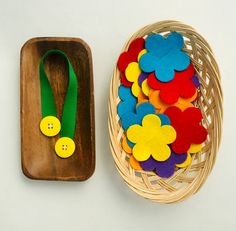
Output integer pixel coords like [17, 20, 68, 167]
[20, 37, 95, 181]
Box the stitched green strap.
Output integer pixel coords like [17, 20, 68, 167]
[39, 50, 78, 139]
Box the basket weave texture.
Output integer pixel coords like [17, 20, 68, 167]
[108, 20, 223, 203]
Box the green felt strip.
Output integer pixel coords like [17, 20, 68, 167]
[39, 50, 78, 139]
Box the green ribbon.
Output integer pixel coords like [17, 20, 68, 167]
[39, 50, 78, 139]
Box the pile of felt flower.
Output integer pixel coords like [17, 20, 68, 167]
[117, 32, 208, 178]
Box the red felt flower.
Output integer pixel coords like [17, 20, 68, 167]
[147, 63, 196, 104]
[165, 106, 208, 154]
[117, 38, 145, 72]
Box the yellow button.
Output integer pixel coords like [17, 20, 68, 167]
[55, 137, 75, 158]
[40, 116, 61, 137]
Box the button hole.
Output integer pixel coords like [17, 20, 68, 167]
[62, 144, 67, 150]
[47, 123, 54, 129]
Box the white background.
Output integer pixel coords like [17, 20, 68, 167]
[0, 0, 235, 230]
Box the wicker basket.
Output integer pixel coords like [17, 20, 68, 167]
[108, 20, 223, 203]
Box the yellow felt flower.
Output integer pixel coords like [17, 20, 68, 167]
[127, 114, 176, 161]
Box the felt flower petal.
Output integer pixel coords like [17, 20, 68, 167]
[168, 50, 190, 71]
[147, 72, 160, 89]
[178, 90, 197, 105]
[117, 86, 137, 118]
[133, 143, 151, 161]
[191, 75, 200, 88]
[129, 38, 145, 51]
[138, 49, 147, 61]
[183, 107, 203, 123]
[142, 113, 161, 128]
[191, 126, 208, 144]
[127, 125, 143, 143]
[171, 134, 191, 154]
[155, 161, 175, 178]
[125, 62, 141, 83]
[125, 62, 143, 97]
[138, 72, 149, 86]
[129, 155, 142, 170]
[131, 81, 141, 97]
[161, 125, 177, 144]
[176, 153, 192, 168]
[173, 152, 187, 164]
[158, 114, 170, 125]
[121, 74, 133, 87]
[164, 106, 182, 123]
[118, 85, 135, 102]
[137, 91, 149, 105]
[139, 53, 157, 73]
[145, 34, 165, 52]
[151, 143, 171, 161]
[159, 86, 179, 105]
[140, 156, 157, 171]
[136, 102, 156, 117]
[179, 79, 196, 98]
[122, 137, 132, 154]
[155, 65, 175, 82]
[167, 32, 184, 49]
[188, 143, 202, 153]
[141, 79, 151, 96]
[127, 139, 135, 148]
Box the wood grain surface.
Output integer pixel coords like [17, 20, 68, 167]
[20, 37, 95, 181]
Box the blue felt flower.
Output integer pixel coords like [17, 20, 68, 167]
[139, 32, 190, 82]
[117, 86, 137, 119]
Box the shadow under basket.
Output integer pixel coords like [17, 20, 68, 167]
[108, 20, 223, 203]
[20, 37, 95, 181]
